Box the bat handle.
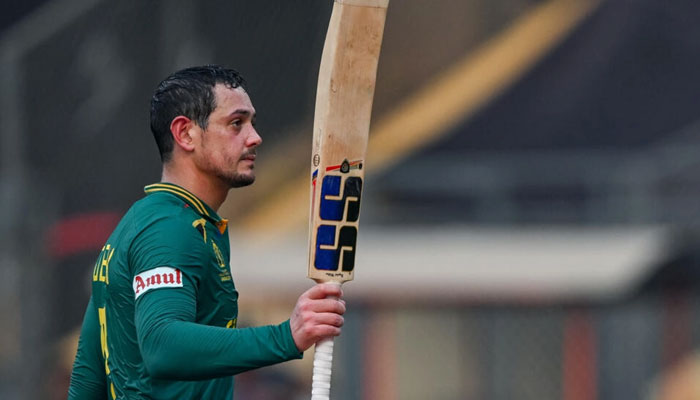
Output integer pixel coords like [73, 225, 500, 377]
[311, 281, 341, 400]
[311, 336, 335, 400]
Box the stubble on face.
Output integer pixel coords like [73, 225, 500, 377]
[217, 158, 256, 188]
[200, 132, 257, 188]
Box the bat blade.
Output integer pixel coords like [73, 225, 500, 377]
[308, 3, 389, 399]
[308, 0, 389, 285]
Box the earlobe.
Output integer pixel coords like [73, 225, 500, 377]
[170, 116, 196, 152]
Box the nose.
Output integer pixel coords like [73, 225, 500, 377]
[247, 127, 262, 147]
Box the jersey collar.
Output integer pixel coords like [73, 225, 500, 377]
[144, 183, 228, 234]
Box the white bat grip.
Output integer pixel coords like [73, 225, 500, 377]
[311, 336, 335, 400]
[310, 282, 341, 400]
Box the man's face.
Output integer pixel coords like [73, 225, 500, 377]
[194, 84, 262, 188]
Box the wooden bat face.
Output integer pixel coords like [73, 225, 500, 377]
[308, 0, 388, 284]
[310, 159, 364, 282]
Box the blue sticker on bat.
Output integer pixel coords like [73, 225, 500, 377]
[315, 225, 358, 271]
[314, 174, 363, 271]
[320, 176, 362, 221]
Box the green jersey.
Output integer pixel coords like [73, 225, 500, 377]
[68, 183, 302, 400]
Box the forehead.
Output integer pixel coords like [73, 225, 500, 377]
[212, 84, 254, 114]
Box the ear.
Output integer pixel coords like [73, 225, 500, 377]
[170, 116, 197, 153]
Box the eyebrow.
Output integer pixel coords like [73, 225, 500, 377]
[229, 109, 255, 118]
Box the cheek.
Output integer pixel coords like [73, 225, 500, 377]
[196, 140, 224, 170]
[227, 139, 246, 158]
[219, 146, 242, 168]
[202, 131, 245, 167]
[202, 134, 229, 160]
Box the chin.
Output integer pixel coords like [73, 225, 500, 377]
[226, 174, 255, 188]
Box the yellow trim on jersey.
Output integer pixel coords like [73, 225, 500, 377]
[192, 218, 207, 243]
[147, 187, 207, 215]
[216, 219, 228, 234]
[144, 183, 209, 217]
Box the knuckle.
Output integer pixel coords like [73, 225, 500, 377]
[303, 312, 314, 324]
[303, 325, 314, 337]
[312, 326, 324, 338]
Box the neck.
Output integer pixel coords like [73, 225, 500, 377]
[161, 162, 228, 212]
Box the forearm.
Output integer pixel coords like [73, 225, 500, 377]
[140, 319, 301, 380]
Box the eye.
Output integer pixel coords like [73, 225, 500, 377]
[231, 119, 242, 127]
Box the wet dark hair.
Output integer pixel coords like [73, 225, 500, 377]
[150, 65, 247, 162]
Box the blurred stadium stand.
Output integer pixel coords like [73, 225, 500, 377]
[2, 0, 700, 399]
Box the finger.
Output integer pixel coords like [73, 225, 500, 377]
[304, 298, 346, 314]
[312, 312, 345, 328]
[313, 325, 342, 340]
[305, 283, 343, 300]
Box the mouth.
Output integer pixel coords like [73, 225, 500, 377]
[241, 153, 256, 162]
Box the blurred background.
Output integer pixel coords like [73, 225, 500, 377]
[2, 0, 700, 398]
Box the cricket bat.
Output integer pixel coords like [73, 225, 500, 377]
[308, 0, 389, 399]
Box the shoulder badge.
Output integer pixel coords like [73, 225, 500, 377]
[192, 218, 207, 243]
[212, 241, 226, 268]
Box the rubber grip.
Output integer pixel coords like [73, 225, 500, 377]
[311, 336, 335, 400]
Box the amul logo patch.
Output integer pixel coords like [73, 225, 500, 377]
[133, 267, 183, 299]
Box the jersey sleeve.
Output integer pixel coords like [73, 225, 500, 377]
[136, 287, 302, 380]
[68, 296, 107, 400]
[130, 216, 302, 380]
